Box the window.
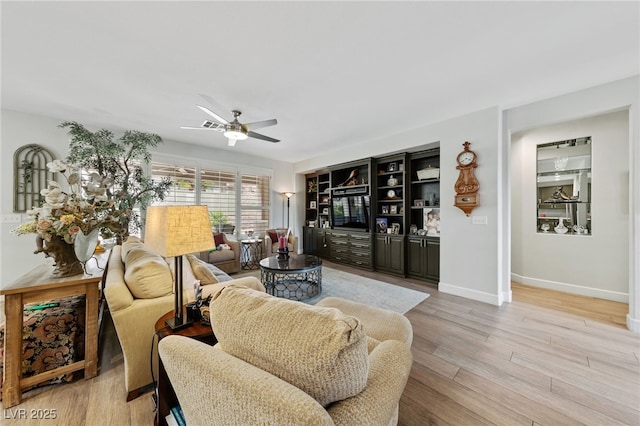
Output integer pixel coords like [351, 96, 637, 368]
[240, 173, 270, 236]
[201, 167, 236, 233]
[151, 161, 197, 205]
[149, 157, 271, 237]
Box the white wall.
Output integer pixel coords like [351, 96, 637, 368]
[295, 106, 505, 305]
[511, 110, 629, 301]
[1, 110, 71, 286]
[0, 109, 295, 286]
[505, 75, 639, 332]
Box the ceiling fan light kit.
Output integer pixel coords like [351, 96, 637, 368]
[183, 105, 279, 146]
[224, 129, 248, 140]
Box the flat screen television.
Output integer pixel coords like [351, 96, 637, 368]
[331, 195, 370, 230]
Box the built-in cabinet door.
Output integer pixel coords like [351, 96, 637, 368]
[425, 237, 439, 280]
[406, 236, 425, 277]
[302, 226, 317, 254]
[407, 236, 439, 282]
[375, 234, 405, 276]
[316, 229, 330, 259]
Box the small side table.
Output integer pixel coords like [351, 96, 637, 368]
[154, 310, 217, 426]
[240, 239, 263, 269]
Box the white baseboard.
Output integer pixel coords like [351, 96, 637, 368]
[511, 273, 629, 303]
[438, 282, 502, 306]
[627, 314, 640, 333]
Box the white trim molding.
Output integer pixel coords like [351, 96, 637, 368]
[439, 281, 503, 306]
[511, 273, 629, 304]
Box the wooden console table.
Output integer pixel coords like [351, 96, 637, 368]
[1, 258, 105, 408]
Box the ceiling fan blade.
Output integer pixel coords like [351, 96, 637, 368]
[247, 131, 280, 143]
[196, 105, 229, 124]
[228, 138, 237, 147]
[242, 118, 277, 131]
[180, 126, 221, 130]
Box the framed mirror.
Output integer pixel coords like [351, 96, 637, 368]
[536, 137, 591, 235]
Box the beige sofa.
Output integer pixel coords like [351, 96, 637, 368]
[103, 237, 264, 400]
[159, 286, 413, 425]
[195, 232, 241, 274]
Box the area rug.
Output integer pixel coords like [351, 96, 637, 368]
[237, 266, 429, 314]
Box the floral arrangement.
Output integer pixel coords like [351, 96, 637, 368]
[11, 160, 121, 244]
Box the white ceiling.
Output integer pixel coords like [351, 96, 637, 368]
[2, 1, 638, 163]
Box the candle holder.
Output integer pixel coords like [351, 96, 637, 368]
[275, 227, 291, 261]
[276, 247, 290, 261]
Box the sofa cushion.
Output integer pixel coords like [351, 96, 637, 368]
[186, 254, 219, 285]
[120, 235, 144, 263]
[213, 233, 225, 246]
[210, 285, 369, 407]
[123, 247, 173, 299]
[207, 249, 235, 263]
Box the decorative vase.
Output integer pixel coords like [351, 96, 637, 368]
[275, 227, 291, 261]
[554, 218, 568, 234]
[74, 228, 101, 274]
[41, 236, 83, 277]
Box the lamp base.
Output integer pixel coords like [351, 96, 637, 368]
[165, 316, 192, 331]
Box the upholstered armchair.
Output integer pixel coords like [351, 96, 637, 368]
[159, 286, 413, 425]
[263, 228, 298, 256]
[195, 232, 240, 274]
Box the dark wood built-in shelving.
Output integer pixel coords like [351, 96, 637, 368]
[302, 148, 439, 282]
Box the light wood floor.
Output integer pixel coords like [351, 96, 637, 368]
[3, 263, 638, 425]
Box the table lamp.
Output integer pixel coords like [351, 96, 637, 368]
[144, 205, 214, 330]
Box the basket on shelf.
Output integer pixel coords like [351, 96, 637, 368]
[417, 167, 439, 180]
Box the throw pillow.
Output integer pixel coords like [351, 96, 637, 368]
[123, 247, 173, 299]
[166, 255, 199, 292]
[186, 254, 219, 285]
[268, 231, 278, 244]
[213, 233, 225, 246]
[210, 285, 369, 407]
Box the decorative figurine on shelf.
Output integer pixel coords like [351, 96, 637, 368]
[308, 180, 317, 193]
[187, 280, 204, 322]
[555, 218, 568, 234]
[339, 168, 359, 187]
[545, 186, 571, 202]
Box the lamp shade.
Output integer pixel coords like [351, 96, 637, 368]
[144, 205, 214, 257]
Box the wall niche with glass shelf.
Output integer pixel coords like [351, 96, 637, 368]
[536, 136, 591, 235]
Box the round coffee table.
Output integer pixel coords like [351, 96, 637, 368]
[259, 254, 322, 301]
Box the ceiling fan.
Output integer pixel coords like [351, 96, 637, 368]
[181, 105, 279, 146]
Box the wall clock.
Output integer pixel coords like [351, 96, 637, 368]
[454, 141, 480, 216]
